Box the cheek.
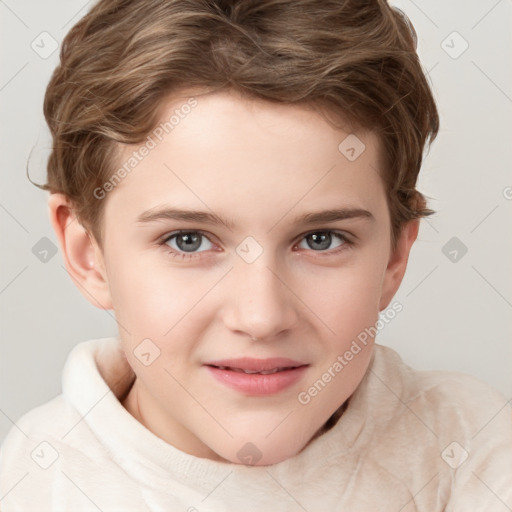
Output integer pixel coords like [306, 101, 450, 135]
[107, 253, 224, 340]
[108, 260, 211, 382]
[106, 238, 387, 342]
[301, 258, 385, 334]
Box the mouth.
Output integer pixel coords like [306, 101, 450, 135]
[207, 365, 303, 375]
[204, 356, 307, 373]
[203, 358, 309, 395]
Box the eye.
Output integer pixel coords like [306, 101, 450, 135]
[296, 230, 352, 254]
[158, 229, 353, 261]
[159, 230, 215, 260]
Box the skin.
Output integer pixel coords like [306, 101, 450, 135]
[48, 88, 419, 466]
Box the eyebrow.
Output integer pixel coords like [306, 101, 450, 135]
[136, 206, 374, 230]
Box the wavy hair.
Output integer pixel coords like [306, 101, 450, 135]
[33, 0, 439, 251]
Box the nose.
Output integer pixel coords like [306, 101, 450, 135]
[222, 255, 299, 341]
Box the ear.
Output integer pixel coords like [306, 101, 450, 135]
[379, 219, 419, 311]
[47, 193, 113, 310]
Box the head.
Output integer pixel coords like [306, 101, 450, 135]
[37, 0, 438, 465]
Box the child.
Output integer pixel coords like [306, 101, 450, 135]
[1, 0, 511, 510]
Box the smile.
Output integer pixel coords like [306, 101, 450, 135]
[204, 362, 309, 396]
[211, 365, 298, 375]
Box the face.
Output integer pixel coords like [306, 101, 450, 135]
[87, 89, 408, 465]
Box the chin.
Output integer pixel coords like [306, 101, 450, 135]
[210, 432, 311, 467]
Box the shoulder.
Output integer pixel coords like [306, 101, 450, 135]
[0, 396, 61, 506]
[0, 393, 79, 467]
[372, 343, 510, 428]
[0, 394, 91, 505]
[369, 344, 512, 507]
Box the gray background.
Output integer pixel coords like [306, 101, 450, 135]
[1, 0, 511, 445]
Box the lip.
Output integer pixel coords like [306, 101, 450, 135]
[204, 357, 306, 372]
[204, 358, 309, 396]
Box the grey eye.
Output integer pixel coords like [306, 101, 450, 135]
[165, 232, 213, 253]
[298, 231, 346, 251]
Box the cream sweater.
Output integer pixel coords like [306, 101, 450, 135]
[1, 337, 511, 511]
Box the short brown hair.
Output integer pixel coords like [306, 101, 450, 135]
[33, 0, 439, 251]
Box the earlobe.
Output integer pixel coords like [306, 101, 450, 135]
[47, 193, 113, 310]
[378, 219, 419, 311]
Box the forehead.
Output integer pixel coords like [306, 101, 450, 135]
[104, 89, 388, 230]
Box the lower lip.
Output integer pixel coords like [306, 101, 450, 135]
[205, 365, 308, 396]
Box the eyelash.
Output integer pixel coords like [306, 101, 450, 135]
[158, 229, 354, 261]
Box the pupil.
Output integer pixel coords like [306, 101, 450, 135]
[308, 232, 331, 250]
[177, 232, 201, 252]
